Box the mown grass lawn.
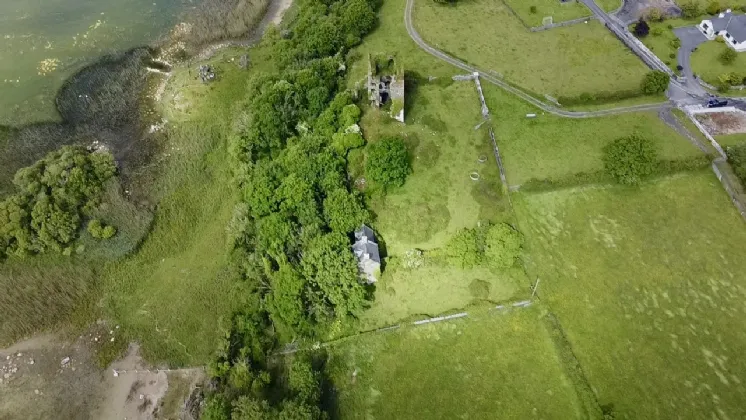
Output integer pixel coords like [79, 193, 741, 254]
[503, 0, 591, 27]
[483, 86, 704, 185]
[413, 0, 648, 98]
[691, 40, 746, 86]
[328, 307, 585, 419]
[512, 171, 746, 419]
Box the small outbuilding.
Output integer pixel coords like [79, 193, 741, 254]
[698, 10, 746, 52]
[351, 225, 381, 284]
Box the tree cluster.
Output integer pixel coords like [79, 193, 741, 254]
[443, 223, 523, 270]
[203, 310, 327, 420]
[0, 146, 116, 257]
[365, 137, 411, 189]
[204, 0, 380, 416]
[680, 1, 702, 18]
[602, 135, 658, 185]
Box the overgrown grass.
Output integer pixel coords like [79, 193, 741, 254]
[413, 0, 648, 97]
[327, 307, 586, 419]
[513, 171, 746, 419]
[100, 49, 259, 366]
[691, 40, 746, 86]
[0, 256, 95, 346]
[483, 86, 704, 185]
[352, 76, 525, 329]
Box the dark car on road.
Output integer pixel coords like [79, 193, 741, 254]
[707, 98, 729, 108]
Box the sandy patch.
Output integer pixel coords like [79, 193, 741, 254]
[696, 111, 746, 135]
[0, 329, 203, 420]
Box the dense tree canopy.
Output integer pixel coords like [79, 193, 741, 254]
[366, 137, 411, 188]
[603, 135, 658, 185]
[0, 145, 116, 257]
[205, 0, 381, 417]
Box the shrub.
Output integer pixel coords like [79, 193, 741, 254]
[444, 228, 481, 268]
[681, 1, 701, 18]
[706, 0, 721, 15]
[651, 27, 664, 36]
[669, 38, 681, 49]
[484, 223, 523, 269]
[669, 53, 677, 59]
[529, 5, 537, 14]
[469, 279, 491, 299]
[366, 137, 411, 188]
[633, 18, 650, 37]
[726, 144, 746, 185]
[646, 7, 663, 22]
[641, 70, 670, 94]
[716, 35, 726, 43]
[87, 219, 117, 239]
[602, 135, 658, 185]
[719, 47, 737, 65]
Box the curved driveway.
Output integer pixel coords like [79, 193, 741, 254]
[404, 0, 671, 118]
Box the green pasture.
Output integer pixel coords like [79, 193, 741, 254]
[513, 171, 746, 419]
[328, 307, 586, 419]
[413, 0, 648, 97]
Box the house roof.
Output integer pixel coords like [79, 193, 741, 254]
[352, 224, 381, 283]
[353, 240, 380, 263]
[355, 225, 377, 243]
[707, 12, 746, 42]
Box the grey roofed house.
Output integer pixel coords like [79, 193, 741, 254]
[698, 11, 746, 52]
[352, 225, 381, 284]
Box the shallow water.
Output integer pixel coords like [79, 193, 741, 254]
[0, 0, 188, 125]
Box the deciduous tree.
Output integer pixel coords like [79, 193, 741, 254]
[602, 135, 658, 185]
[366, 137, 410, 188]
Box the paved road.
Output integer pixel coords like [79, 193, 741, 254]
[673, 26, 710, 96]
[403, 0, 671, 118]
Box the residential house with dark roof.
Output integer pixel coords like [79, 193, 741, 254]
[698, 10, 746, 52]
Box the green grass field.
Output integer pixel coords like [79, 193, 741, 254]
[413, 0, 647, 98]
[718, 133, 746, 147]
[483, 87, 703, 185]
[328, 307, 586, 419]
[353, 77, 527, 330]
[503, 0, 591, 27]
[691, 40, 746, 86]
[513, 171, 746, 419]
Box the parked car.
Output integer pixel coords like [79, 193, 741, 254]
[707, 98, 729, 108]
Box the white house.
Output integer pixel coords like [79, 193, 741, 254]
[698, 10, 746, 52]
